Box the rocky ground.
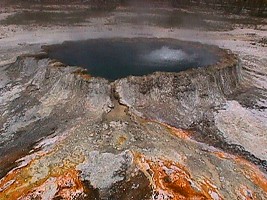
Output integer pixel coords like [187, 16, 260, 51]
[0, 3, 266, 200]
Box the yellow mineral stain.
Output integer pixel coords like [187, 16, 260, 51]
[212, 151, 267, 194]
[20, 168, 84, 200]
[0, 156, 86, 200]
[0, 161, 41, 200]
[52, 169, 84, 199]
[49, 61, 66, 68]
[237, 185, 256, 200]
[72, 69, 91, 80]
[117, 135, 127, 146]
[164, 123, 191, 140]
[213, 152, 229, 159]
[201, 179, 223, 200]
[235, 157, 267, 193]
[143, 119, 191, 140]
[134, 152, 221, 200]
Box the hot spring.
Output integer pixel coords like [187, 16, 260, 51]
[44, 38, 221, 80]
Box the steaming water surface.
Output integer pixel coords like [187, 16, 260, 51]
[45, 38, 220, 80]
[144, 46, 195, 63]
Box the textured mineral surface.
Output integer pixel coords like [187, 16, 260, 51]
[0, 2, 267, 200]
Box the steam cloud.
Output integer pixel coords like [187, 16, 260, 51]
[142, 46, 194, 64]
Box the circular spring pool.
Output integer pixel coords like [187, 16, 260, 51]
[44, 38, 221, 80]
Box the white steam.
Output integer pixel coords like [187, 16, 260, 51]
[143, 46, 191, 63]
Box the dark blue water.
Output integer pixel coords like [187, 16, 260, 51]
[45, 38, 220, 80]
